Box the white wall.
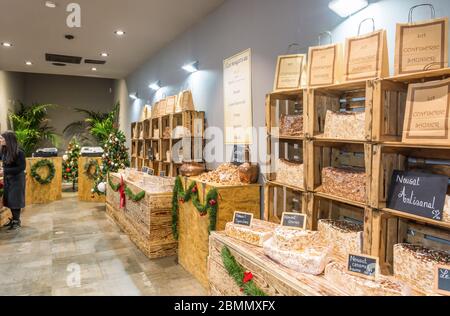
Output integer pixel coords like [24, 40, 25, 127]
[0, 70, 25, 131]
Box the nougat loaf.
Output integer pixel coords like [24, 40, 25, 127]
[444, 195, 450, 223]
[325, 262, 410, 296]
[263, 238, 331, 276]
[321, 167, 366, 203]
[323, 110, 365, 140]
[318, 220, 363, 261]
[225, 219, 277, 247]
[273, 226, 321, 251]
[394, 244, 450, 295]
[276, 159, 304, 189]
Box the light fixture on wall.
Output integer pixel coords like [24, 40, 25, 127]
[129, 92, 139, 100]
[45, 1, 57, 8]
[114, 30, 125, 36]
[91, 67, 97, 71]
[1, 42, 12, 47]
[25, 61, 33, 66]
[328, 0, 368, 18]
[100, 52, 109, 57]
[182, 61, 199, 73]
[149, 81, 161, 91]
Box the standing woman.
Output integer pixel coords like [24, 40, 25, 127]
[0, 131, 26, 230]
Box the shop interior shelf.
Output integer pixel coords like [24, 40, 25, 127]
[382, 207, 450, 230]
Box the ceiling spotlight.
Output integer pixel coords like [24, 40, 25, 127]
[328, 0, 369, 18]
[25, 61, 33, 66]
[45, 1, 57, 8]
[129, 92, 138, 100]
[182, 61, 199, 73]
[91, 67, 97, 71]
[1, 42, 12, 47]
[149, 81, 161, 91]
[100, 52, 109, 57]
[114, 30, 125, 36]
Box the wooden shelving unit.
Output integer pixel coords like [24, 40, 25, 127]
[130, 110, 205, 177]
[264, 68, 450, 276]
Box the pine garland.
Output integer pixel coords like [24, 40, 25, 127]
[172, 176, 219, 240]
[125, 187, 146, 202]
[108, 175, 121, 192]
[221, 246, 267, 296]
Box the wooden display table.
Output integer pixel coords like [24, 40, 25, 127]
[26, 157, 62, 205]
[78, 157, 105, 203]
[106, 173, 177, 259]
[208, 232, 347, 296]
[178, 178, 261, 289]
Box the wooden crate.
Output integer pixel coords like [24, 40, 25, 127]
[263, 181, 311, 228]
[266, 137, 307, 190]
[306, 80, 372, 141]
[0, 208, 12, 227]
[78, 157, 105, 203]
[371, 144, 450, 229]
[159, 162, 171, 177]
[178, 178, 261, 289]
[106, 173, 177, 259]
[137, 140, 145, 159]
[374, 212, 450, 275]
[265, 90, 305, 138]
[172, 111, 205, 138]
[308, 194, 375, 257]
[143, 119, 151, 139]
[208, 232, 348, 296]
[372, 68, 450, 143]
[26, 157, 62, 205]
[151, 117, 161, 139]
[306, 139, 373, 207]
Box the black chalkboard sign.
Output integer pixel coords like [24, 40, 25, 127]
[281, 212, 307, 230]
[142, 167, 149, 174]
[148, 169, 155, 176]
[233, 212, 253, 226]
[387, 170, 448, 221]
[159, 171, 166, 177]
[435, 265, 450, 296]
[347, 254, 379, 280]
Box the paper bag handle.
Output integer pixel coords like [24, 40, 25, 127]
[318, 31, 333, 45]
[358, 18, 375, 35]
[408, 4, 436, 23]
[286, 43, 307, 55]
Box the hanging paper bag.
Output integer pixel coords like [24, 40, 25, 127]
[152, 101, 160, 118]
[402, 77, 450, 145]
[165, 95, 177, 115]
[176, 90, 195, 113]
[395, 4, 448, 75]
[307, 31, 344, 87]
[274, 54, 307, 91]
[344, 18, 389, 82]
[159, 98, 167, 116]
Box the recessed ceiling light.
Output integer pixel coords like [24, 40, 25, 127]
[45, 1, 57, 8]
[100, 52, 109, 57]
[182, 61, 199, 73]
[25, 61, 33, 66]
[129, 92, 138, 100]
[1, 42, 12, 47]
[114, 30, 125, 36]
[91, 67, 97, 71]
[328, 0, 369, 18]
[149, 81, 161, 91]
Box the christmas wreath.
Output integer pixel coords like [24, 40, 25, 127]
[221, 246, 267, 296]
[31, 159, 56, 185]
[84, 160, 100, 180]
[172, 176, 219, 240]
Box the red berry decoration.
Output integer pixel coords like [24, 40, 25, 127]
[179, 197, 185, 204]
[191, 186, 198, 194]
[66, 168, 71, 173]
[243, 271, 253, 283]
[200, 212, 207, 217]
[209, 199, 217, 206]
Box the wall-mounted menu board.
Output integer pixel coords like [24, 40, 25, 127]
[387, 170, 448, 221]
[223, 48, 253, 145]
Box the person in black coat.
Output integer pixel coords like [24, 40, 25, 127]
[0, 131, 26, 230]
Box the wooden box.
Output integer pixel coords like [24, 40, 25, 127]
[307, 140, 373, 207]
[265, 91, 305, 138]
[207, 232, 347, 296]
[306, 80, 372, 141]
[106, 173, 177, 259]
[264, 181, 311, 228]
[78, 157, 105, 203]
[178, 178, 261, 289]
[26, 157, 62, 205]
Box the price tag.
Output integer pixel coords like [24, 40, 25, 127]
[281, 212, 306, 230]
[347, 253, 379, 280]
[233, 211, 253, 227]
[142, 167, 149, 173]
[159, 171, 166, 177]
[147, 169, 155, 176]
[435, 265, 450, 296]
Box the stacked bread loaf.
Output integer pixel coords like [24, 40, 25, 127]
[323, 110, 365, 140]
[276, 159, 304, 189]
[321, 167, 366, 203]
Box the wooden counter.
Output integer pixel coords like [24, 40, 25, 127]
[208, 232, 348, 296]
[178, 178, 261, 289]
[78, 157, 105, 203]
[26, 157, 62, 205]
[106, 173, 177, 259]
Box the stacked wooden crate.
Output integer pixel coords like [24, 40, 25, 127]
[265, 68, 450, 282]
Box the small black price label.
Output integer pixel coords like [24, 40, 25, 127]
[281, 212, 306, 230]
[233, 212, 253, 227]
[435, 265, 450, 296]
[347, 253, 379, 280]
[159, 171, 166, 177]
